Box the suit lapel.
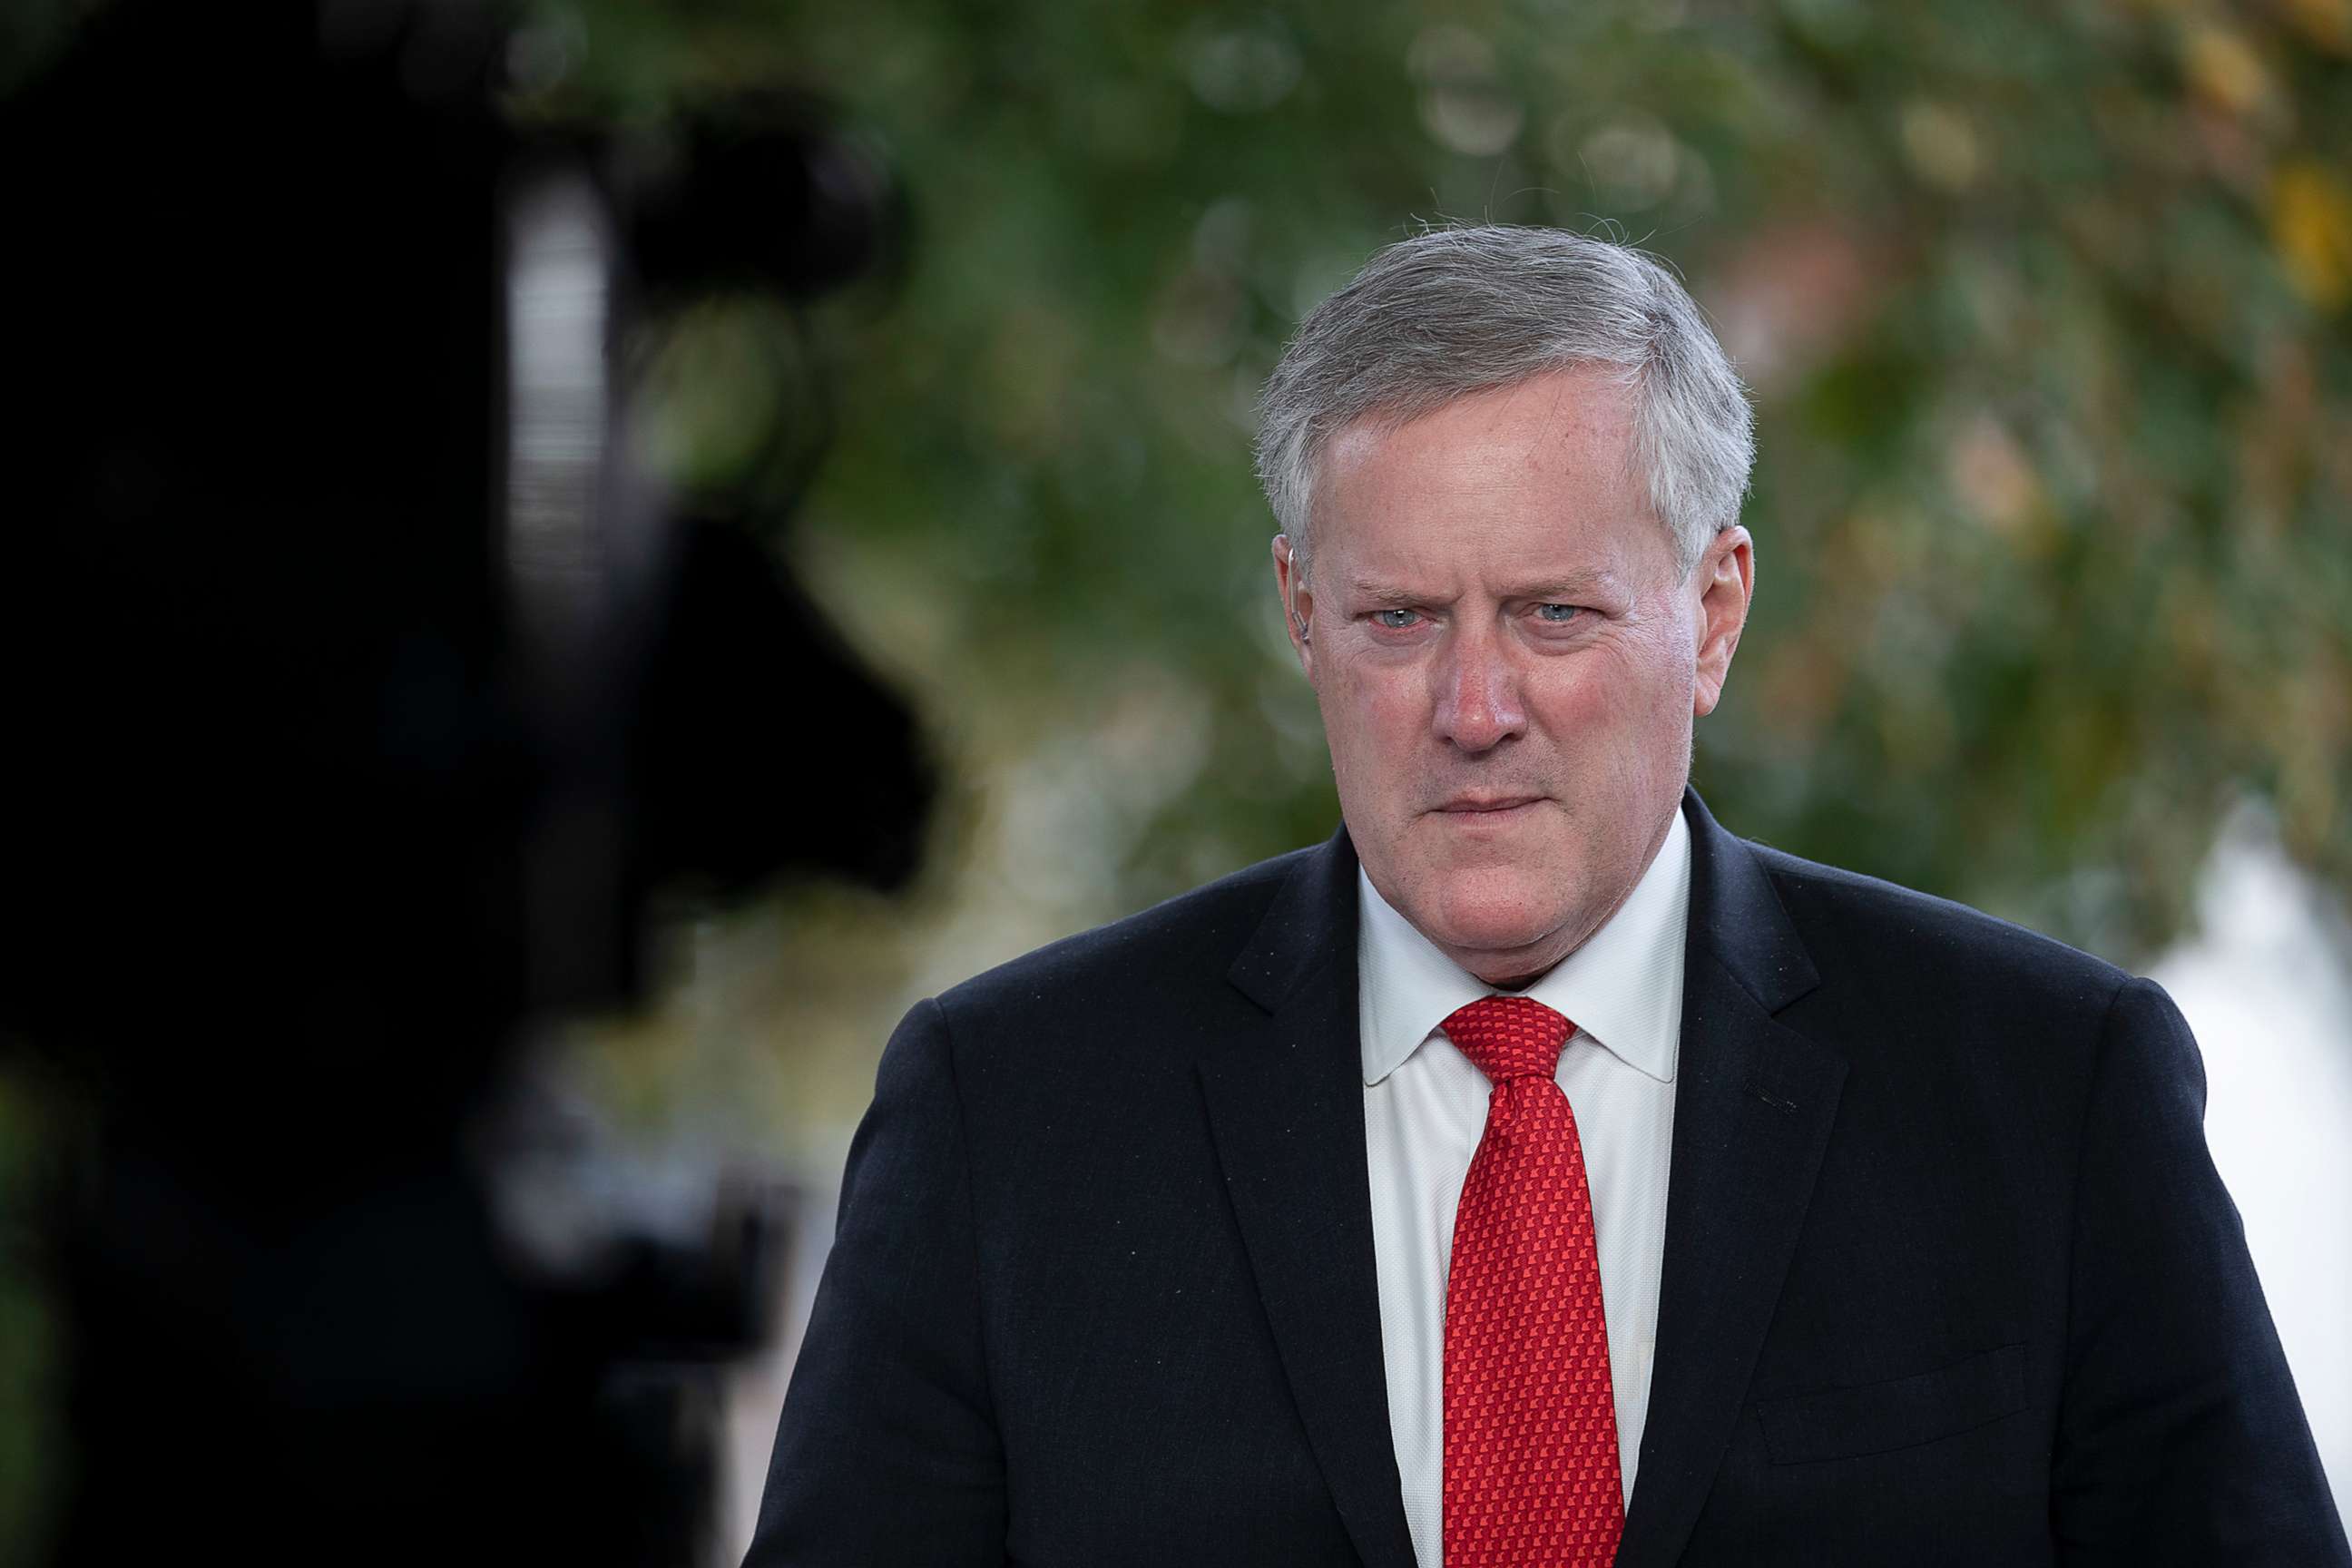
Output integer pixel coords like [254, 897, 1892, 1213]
[1195, 797, 1840, 1568]
[1197, 831, 1419, 1568]
[1618, 792, 1845, 1568]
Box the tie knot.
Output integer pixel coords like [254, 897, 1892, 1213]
[1440, 995, 1575, 1084]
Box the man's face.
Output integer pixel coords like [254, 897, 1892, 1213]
[1275, 367, 1752, 985]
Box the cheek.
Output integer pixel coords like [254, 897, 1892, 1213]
[1528, 654, 1638, 736]
[1593, 628, 1699, 718]
[1529, 646, 1695, 790]
[1324, 662, 1428, 751]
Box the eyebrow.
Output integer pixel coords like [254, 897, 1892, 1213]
[1343, 573, 1616, 605]
[1345, 580, 1430, 608]
[1506, 575, 1615, 602]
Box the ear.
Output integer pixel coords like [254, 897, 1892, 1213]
[1272, 534, 1317, 681]
[1691, 525, 1753, 718]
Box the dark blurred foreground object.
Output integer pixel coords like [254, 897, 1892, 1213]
[2, 4, 928, 1563]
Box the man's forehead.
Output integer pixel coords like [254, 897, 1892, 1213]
[1311, 370, 1651, 573]
[1323, 368, 1638, 475]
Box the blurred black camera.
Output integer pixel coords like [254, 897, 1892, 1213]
[3, 5, 930, 1563]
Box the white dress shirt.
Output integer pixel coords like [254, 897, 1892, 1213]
[1359, 807, 1690, 1566]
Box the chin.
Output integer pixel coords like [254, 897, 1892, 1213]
[1426, 870, 1573, 962]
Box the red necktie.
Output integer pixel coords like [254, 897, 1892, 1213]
[1441, 995, 1624, 1566]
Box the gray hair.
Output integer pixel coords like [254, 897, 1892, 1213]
[1254, 225, 1754, 582]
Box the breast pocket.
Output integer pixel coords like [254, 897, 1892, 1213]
[1757, 1343, 2027, 1465]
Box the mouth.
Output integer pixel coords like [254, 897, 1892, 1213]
[1433, 795, 1544, 818]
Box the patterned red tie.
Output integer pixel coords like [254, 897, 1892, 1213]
[1441, 995, 1623, 1566]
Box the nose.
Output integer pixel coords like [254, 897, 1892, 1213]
[1431, 624, 1526, 754]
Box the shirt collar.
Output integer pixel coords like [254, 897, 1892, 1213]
[1357, 804, 1690, 1088]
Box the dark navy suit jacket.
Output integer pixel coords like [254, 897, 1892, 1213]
[748, 792, 2347, 1565]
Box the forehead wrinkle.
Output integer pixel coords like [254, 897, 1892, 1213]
[1314, 368, 1663, 586]
[1500, 568, 1621, 601]
[1341, 564, 1622, 607]
[1348, 579, 1423, 606]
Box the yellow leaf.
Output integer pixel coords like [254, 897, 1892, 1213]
[2283, 0, 2352, 55]
[2270, 160, 2352, 311]
[2181, 24, 2274, 117]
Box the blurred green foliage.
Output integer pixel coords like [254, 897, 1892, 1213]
[0, 1073, 58, 1564]
[532, 0, 2351, 963]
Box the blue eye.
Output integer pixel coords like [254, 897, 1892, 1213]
[1534, 603, 1583, 624]
[1375, 608, 1423, 630]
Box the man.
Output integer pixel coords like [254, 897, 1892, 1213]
[747, 227, 2347, 1565]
